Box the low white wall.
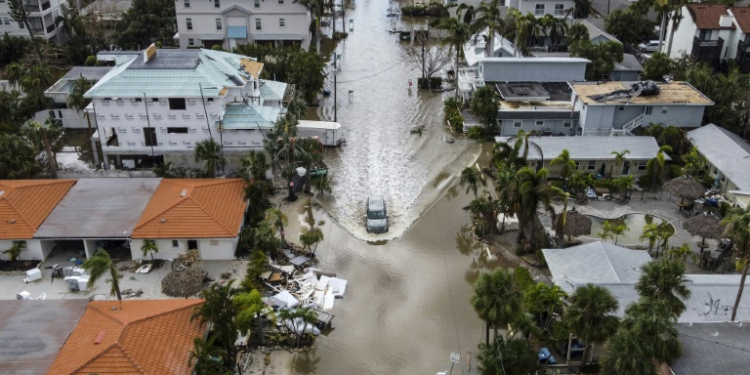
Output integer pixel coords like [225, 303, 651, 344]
[130, 237, 238, 260]
[0, 239, 45, 261]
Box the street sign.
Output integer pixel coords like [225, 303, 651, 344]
[450, 352, 460, 363]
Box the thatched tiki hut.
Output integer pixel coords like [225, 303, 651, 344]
[683, 213, 725, 247]
[664, 176, 705, 205]
[553, 208, 593, 244]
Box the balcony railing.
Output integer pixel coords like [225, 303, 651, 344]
[737, 40, 750, 72]
[457, 67, 485, 93]
[691, 36, 723, 63]
[23, 1, 51, 12]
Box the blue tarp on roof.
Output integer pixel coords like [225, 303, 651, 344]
[228, 26, 247, 39]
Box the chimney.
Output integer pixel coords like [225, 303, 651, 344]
[143, 43, 157, 64]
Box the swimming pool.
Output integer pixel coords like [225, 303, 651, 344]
[587, 213, 675, 246]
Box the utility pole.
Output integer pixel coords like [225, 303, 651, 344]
[333, 2, 337, 122]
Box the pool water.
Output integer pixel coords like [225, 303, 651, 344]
[587, 214, 675, 246]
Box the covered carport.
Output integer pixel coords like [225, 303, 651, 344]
[34, 178, 162, 259]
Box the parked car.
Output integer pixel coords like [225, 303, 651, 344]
[638, 40, 662, 53]
[365, 196, 388, 233]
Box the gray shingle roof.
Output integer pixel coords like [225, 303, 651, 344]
[497, 136, 667, 161]
[599, 275, 750, 323]
[672, 322, 750, 375]
[542, 241, 652, 294]
[688, 124, 750, 191]
[614, 54, 644, 71]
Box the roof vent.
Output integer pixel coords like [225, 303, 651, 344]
[180, 189, 187, 197]
[94, 330, 106, 344]
[160, 218, 166, 223]
[0, 191, 4, 197]
[9, 220, 15, 224]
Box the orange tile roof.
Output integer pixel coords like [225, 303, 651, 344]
[732, 7, 750, 33]
[47, 299, 206, 375]
[0, 180, 76, 239]
[131, 179, 246, 239]
[687, 4, 731, 30]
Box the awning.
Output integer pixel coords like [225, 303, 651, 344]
[253, 33, 304, 41]
[200, 33, 225, 41]
[227, 26, 247, 39]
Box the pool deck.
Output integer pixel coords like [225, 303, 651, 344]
[544, 196, 712, 273]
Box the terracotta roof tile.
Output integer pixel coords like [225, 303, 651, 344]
[131, 179, 246, 239]
[731, 7, 750, 33]
[0, 180, 76, 239]
[48, 299, 205, 375]
[687, 4, 730, 30]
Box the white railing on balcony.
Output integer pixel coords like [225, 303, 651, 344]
[457, 67, 485, 93]
[610, 114, 644, 136]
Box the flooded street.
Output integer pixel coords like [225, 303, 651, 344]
[317, 0, 480, 240]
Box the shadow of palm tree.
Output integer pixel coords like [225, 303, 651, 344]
[292, 349, 322, 374]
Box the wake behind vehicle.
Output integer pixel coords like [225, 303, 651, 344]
[365, 196, 389, 233]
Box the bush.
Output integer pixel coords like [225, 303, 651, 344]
[719, 201, 731, 218]
[84, 55, 98, 66]
[668, 164, 684, 179]
[514, 267, 534, 291]
[637, 174, 652, 188]
[448, 114, 464, 132]
[701, 174, 715, 188]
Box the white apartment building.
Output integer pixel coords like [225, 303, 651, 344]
[85, 46, 287, 170]
[506, 0, 574, 18]
[0, 0, 66, 40]
[174, 0, 311, 50]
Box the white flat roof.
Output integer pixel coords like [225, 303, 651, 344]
[298, 120, 342, 130]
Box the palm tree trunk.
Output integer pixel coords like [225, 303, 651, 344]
[658, 12, 667, 54]
[485, 321, 490, 346]
[257, 314, 265, 346]
[731, 260, 750, 321]
[304, 172, 312, 193]
[42, 135, 57, 177]
[582, 342, 592, 365]
[453, 48, 459, 102]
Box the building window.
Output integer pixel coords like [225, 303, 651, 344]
[280, 18, 285, 27]
[513, 120, 522, 128]
[536, 120, 544, 126]
[172, 240, 179, 248]
[184, 0, 189, 7]
[216, 18, 222, 30]
[188, 38, 194, 46]
[18, 22, 24, 29]
[554, 4, 564, 14]
[279, 0, 284, 3]
[535, 4, 545, 15]
[255, 18, 261, 30]
[168, 98, 187, 110]
[215, 0, 220, 7]
[167, 127, 189, 134]
[186, 18, 193, 30]
[254, 0, 260, 7]
[587, 160, 596, 170]
[574, 161, 580, 170]
[563, 120, 571, 128]
[2, 17, 9, 25]
[152, 98, 159, 102]
[661, 106, 668, 114]
[638, 163, 647, 171]
[645, 106, 653, 115]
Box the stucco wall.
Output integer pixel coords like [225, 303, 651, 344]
[130, 237, 238, 260]
[499, 118, 578, 136]
[0, 239, 45, 261]
[666, 8, 698, 59]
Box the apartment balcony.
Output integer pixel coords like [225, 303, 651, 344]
[691, 36, 723, 64]
[457, 67, 485, 94]
[24, 0, 52, 13]
[736, 40, 750, 73]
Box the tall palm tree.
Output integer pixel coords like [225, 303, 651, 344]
[460, 166, 486, 198]
[140, 239, 159, 261]
[473, 0, 506, 57]
[635, 258, 691, 318]
[188, 336, 227, 375]
[20, 118, 62, 177]
[299, 227, 324, 256]
[0, 134, 38, 179]
[600, 219, 629, 245]
[553, 192, 570, 248]
[640, 222, 660, 254]
[240, 149, 269, 182]
[192, 280, 238, 365]
[550, 149, 575, 188]
[265, 208, 289, 246]
[495, 162, 520, 232]
[564, 283, 619, 364]
[517, 166, 555, 248]
[436, 5, 473, 100]
[298, 138, 323, 193]
[68, 75, 93, 135]
[523, 282, 567, 330]
[234, 289, 273, 346]
[478, 335, 538, 375]
[646, 145, 672, 187]
[82, 248, 122, 301]
[471, 268, 523, 345]
[509, 129, 543, 164]
[194, 138, 225, 178]
[721, 206, 750, 321]
[610, 149, 630, 177]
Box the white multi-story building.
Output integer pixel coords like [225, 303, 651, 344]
[0, 0, 66, 40]
[86, 46, 287, 169]
[506, 0, 574, 18]
[174, 0, 311, 50]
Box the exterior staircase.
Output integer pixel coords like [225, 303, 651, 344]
[610, 114, 644, 136]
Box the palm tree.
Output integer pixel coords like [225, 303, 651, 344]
[2, 241, 26, 262]
[569, 171, 593, 203]
[523, 282, 568, 330]
[468, 196, 498, 236]
[0, 134, 38, 179]
[495, 162, 520, 232]
[265, 208, 288, 247]
[68, 75, 93, 135]
[509, 129, 543, 164]
[192, 280, 238, 365]
[460, 166, 486, 198]
[82, 248, 122, 301]
[635, 258, 691, 318]
[298, 138, 323, 193]
[610, 149, 630, 177]
[436, 5, 473, 100]
[140, 239, 159, 261]
[471, 268, 523, 345]
[239, 149, 268, 182]
[600, 219, 629, 245]
[640, 222, 661, 254]
[550, 149, 575, 188]
[20, 118, 62, 177]
[279, 307, 318, 348]
[564, 283, 619, 364]
[553, 192, 570, 247]
[194, 138, 225, 178]
[473, 0, 506, 57]
[234, 289, 273, 346]
[517, 166, 555, 248]
[188, 337, 227, 375]
[477, 335, 538, 375]
[646, 145, 672, 187]
[721, 206, 750, 321]
[299, 227, 324, 256]
[7, 0, 43, 62]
